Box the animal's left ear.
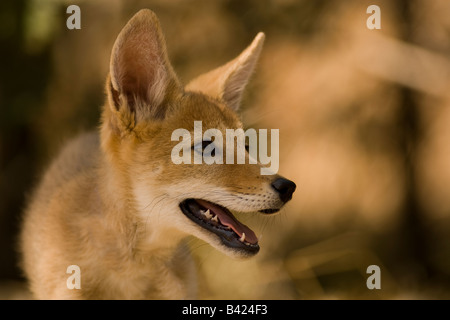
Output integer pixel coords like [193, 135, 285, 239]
[186, 32, 265, 111]
[108, 9, 180, 121]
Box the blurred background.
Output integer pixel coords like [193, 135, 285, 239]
[1, 0, 450, 299]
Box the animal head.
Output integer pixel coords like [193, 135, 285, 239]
[101, 9, 296, 258]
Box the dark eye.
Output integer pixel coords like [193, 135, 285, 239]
[202, 140, 212, 151]
[192, 140, 215, 156]
[203, 140, 215, 157]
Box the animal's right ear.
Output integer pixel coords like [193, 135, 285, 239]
[185, 32, 265, 112]
[107, 9, 180, 122]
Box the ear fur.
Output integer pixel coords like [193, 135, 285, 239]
[185, 32, 265, 111]
[108, 9, 180, 121]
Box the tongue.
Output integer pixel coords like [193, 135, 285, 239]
[196, 199, 258, 244]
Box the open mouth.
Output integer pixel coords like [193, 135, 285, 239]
[179, 199, 267, 255]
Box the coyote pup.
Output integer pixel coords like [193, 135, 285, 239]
[20, 9, 296, 299]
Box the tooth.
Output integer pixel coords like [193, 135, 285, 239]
[199, 209, 205, 215]
[204, 209, 213, 219]
[211, 215, 218, 223]
[239, 233, 246, 242]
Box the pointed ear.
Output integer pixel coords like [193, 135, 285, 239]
[108, 9, 180, 121]
[185, 32, 265, 111]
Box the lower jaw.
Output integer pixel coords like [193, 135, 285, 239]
[179, 200, 260, 255]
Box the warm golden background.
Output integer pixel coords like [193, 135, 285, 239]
[1, 0, 450, 299]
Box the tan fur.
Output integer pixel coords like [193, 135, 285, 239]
[20, 9, 293, 299]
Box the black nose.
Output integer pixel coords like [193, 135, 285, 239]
[271, 178, 296, 203]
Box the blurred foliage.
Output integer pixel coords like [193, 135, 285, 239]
[1, 0, 450, 299]
[0, 0, 52, 281]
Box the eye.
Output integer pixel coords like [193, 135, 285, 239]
[202, 140, 212, 151]
[203, 140, 216, 157]
[192, 140, 215, 156]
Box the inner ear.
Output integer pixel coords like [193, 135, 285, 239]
[111, 29, 168, 109]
